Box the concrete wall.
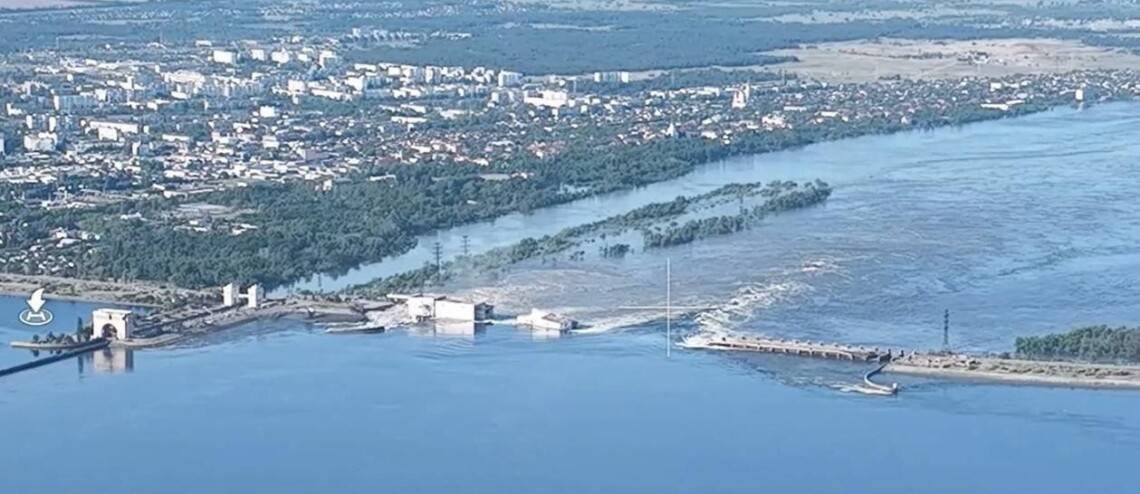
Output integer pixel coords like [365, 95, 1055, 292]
[434, 299, 475, 321]
[407, 296, 437, 320]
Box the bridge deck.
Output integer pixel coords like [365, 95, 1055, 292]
[683, 334, 892, 362]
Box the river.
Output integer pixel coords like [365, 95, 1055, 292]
[3, 103, 1140, 493]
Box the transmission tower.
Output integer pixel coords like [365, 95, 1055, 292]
[943, 309, 950, 349]
[432, 241, 443, 283]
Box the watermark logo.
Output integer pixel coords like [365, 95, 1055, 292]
[18, 288, 53, 327]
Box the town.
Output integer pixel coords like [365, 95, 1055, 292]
[3, 25, 1137, 286]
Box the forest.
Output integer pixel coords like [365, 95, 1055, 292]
[1015, 326, 1140, 363]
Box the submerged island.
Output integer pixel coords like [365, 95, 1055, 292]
[349, 179, 832, 295]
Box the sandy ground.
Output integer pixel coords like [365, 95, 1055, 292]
[751, 7, 1005, 24]
[507, 0, 676, 12]
[0, 0, 91, 8]
[886, 354, 1140, 389]
[765, 38, 1140, 82]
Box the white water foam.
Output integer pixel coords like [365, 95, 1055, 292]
[688, 257, 845, 338]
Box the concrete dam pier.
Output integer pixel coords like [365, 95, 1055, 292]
[679, 333, 897, 362]
[679, 332, 902, 395]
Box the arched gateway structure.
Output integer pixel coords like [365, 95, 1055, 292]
[91, 308, 135, 340]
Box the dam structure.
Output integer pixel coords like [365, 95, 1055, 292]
[679, 332, 898, 362]
[679, 331, 1140, 391]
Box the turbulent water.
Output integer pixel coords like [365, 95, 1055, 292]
[449, 103, 1140, 352]
[4, 103, 1140, 493]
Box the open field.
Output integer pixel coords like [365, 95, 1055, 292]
[0, 0, 147, 9]
[766, 38, 1140, 82]
[749, 7, 1005, 24]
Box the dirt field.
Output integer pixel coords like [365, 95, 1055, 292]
[765, 38, 1140, 82]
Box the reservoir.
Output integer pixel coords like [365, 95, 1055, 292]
[3, 103, 1140, 493]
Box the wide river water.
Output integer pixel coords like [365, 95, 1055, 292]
[4, 103, 1140, 493]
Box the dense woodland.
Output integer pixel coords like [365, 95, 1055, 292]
[1015, 326, 1140, 363]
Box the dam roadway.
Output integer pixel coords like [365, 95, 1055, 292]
[679, 333, 897, 362]
[680, 332, 1140, 391]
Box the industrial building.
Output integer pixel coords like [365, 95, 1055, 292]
[223, 283, 264, 308]
[516, 309, 578, 332]
[388, 294, 493, 323]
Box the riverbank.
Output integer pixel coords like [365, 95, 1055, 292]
[886, 354, 1140, 389]
[0, 273, 209, 308]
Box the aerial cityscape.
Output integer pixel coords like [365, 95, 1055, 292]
[3, 0, 1140, 492]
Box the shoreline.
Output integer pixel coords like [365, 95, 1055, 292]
[0, 274, 209, 308]
[885, 356, 1140, 390]
[0, 289, 160, 308]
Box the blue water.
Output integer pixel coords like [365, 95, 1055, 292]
[4, 104, 1140, 493]
[2, 327, 1138, 493]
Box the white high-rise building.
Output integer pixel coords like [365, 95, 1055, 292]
[523, 90, 570, 109]
[212, 50, 238, 65]
[497, 71, 523, 87]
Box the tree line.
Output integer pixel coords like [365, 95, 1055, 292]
[1015, 326, 1140, 363]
